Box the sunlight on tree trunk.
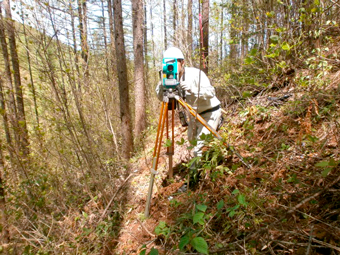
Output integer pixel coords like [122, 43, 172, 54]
[113, 0, 134, 159]
[133, 0, 147, 141]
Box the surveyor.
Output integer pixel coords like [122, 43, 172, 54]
[156, 47, 222, 157]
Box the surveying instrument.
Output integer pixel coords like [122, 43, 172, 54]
[144, 56, 251, 218]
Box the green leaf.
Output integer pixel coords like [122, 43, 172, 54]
[217, 200, 224, 210]
[82, 212, 88, 219]
[242, 91, 252, 98]
[176, 138, 185, 145]
[321, 168, 332, 177]
[179, 235, 190, 250]
[149, 247, 159, 255]
[229, 210, 236, 217]
[265, 53, 277, 58]
[196, 204, 207, 212]
[232, 189, 239, 195]
[315, 161, 329, 167]
[238, 194, 248, 207]
[281, 42, 291, 51]
[139, 245, 147, 255]
[270, 35, 279, 43]
[250, 48, 257, 56]
[164, 139, 172, 147]
[191, 237, 208, 254]
[244, 56, 254, 65]
[193, 212, 205, 224]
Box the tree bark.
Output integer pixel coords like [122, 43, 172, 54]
[187, 0, 193, 60]
[107, 0, 117, 78]
[173, 0, 177, 45]
[0, 4, 18, 147]
[0, 75, 13, 163]
[229, 2, 238, 67]
[163, 0, 167, 49]
[77, 0, 89, 82]
[113, 0, 134, 159]
[143, 0, 149, 87]
[132, 0, 146, 140]
[101, 0, 110, 81]
[202, 0, 210, 74]
[0, 138, 10, 244]
[3, 0, 30, 158]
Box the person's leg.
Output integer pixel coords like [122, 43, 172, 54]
[193, 109, 222, 157]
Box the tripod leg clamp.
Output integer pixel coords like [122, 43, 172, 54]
[151, 157, 159, 175]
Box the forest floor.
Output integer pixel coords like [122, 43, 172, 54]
[112, 70, 340, 255]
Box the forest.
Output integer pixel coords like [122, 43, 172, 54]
[0, 0, 340, 254]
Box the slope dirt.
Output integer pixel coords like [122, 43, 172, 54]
[113, 75, 340, 254]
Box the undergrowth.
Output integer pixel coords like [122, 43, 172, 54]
[140, 71, 340, 254]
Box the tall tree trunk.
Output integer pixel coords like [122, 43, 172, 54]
[0, 3, 19, 150]
[187, 0, 193, 60]
[4, 0, 30, 158]
[77, 0, 89, 84]
[0, 138, 10, 244]
[113, 0, 134, 159]
[220, 4, 224, 66]
[173, 0, 177, 45]
[108, 0, 117, 78]
[101, 0, 110, 81]
[20, 2, 40, 129]
[150, 2, 155, 67]
[229, 2, 237, 68]
[241, 0, 249, 60]
[132, 0, 146, 140]
[0, 75, 14, 163]
[143, 0, 149, 86]
[202, 0, 209, 74]
[69, 3, 81, 92]
[163, 0, 167, 49]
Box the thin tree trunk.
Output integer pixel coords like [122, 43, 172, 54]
[101, 0, 110, 81]
[4, 0, 30, 158]
[108, 0, 117, 78]
[77, 0, 89, 83]
[163, 0, 167, 49]
[0, 138, 10, 244]
[187, 0, 193, 60]
[20, 2, 40, 129]
[202, 0, 209, 74]
[133, 0, 146, 140]
[47, 4, 100, 175]
[220, 5, 224, 66]
[69, 3, 81, 92]
[150, 3, 155, 67]
[173, 0, 177, 45]
[113, 0, 134, 159]
[229, 2, 237, 68]
[0, 3, 19, 150]
[143, 0, 149, 88]
[0, 75, 14, 162]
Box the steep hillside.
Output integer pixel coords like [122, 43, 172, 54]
[113, 59, 340, 254]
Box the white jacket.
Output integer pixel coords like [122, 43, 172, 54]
[155, 67, 220, 113]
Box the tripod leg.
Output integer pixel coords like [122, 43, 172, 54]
[168, 100, 175, 179]
[145, 102, 168, 217]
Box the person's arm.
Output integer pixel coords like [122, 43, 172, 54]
[183, 70, 215, 99]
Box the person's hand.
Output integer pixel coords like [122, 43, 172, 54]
[180, 82, 191, 93]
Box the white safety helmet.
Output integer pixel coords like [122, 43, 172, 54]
[163, 47, 184, 60]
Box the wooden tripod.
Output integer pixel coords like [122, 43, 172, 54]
[144, 93, 251, 217]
